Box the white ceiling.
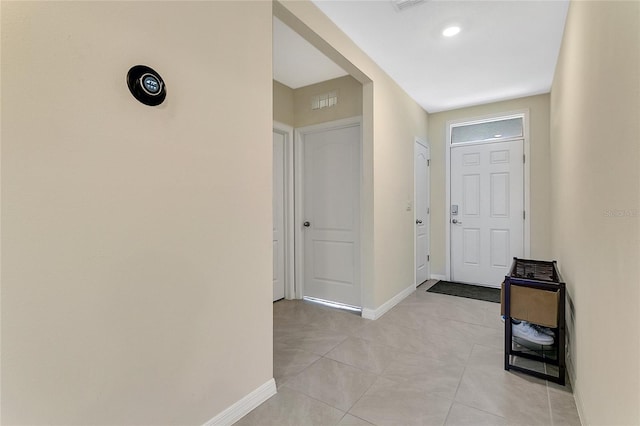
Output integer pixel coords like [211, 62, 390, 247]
[274, 0, 569, 113]
[273, 16, 348, 89]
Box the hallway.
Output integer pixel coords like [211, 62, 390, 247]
[236, 281, 580, 425]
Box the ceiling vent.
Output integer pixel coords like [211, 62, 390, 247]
[391, 0, 426, 12]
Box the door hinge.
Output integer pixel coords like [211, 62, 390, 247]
[523, 154, 526, 164]
[427, 159, 430, 167]
[427, 207, 430, 214]
[427, 255, 430, 262]
[523, 210, 526, 220]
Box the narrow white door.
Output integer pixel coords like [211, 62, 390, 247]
[415, 141, 430, 286]
[273, 130, 286, 301]
[302, 124, 360, 307]
[450, 140, 524, 287]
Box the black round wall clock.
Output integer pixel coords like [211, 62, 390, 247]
[127, 65, 166, 106]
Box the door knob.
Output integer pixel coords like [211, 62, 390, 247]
[303, 221, 311, 227]
[416, 219, 423, 224]
[452, 219, 462, 224]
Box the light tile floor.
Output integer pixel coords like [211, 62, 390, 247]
[236, 280, 581, 426]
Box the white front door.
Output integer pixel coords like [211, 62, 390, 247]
[415, 141, 430, 286]
[450, 140, 524, 287]
[273, 130, 286, 301]
[301, 122, 360, 307]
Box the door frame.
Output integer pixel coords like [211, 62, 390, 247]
[294, 116, 363, 303]
[273, 121, 295, 299]
[444, 110, 531, 281]
[414, 137, 430, 287]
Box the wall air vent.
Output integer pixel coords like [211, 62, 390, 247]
[392, 0, 426, 12]
[311, 91, 338, 110]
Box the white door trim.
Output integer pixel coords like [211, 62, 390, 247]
[273, 121, 295, 299]
[414, 137, 430, 287]
[445, 109, 530, 281]
[294, 116, 363, 302]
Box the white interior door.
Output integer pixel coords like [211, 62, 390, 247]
[415, 141, 430, 286]
[273, 130, 286, 301]
[450, 140, 524, 287]
[301, 123, 360, 307]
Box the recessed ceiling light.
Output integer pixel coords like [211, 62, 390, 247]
[442, 26, 461, 37]
[494, 134, 502, 138]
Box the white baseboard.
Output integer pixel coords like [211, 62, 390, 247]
[565, 344, 585, 425]
[571, 377, 586, 426]
[362, 283, 415, 320]
[203, 378, 277, 426]
[430, 274, 447, 281]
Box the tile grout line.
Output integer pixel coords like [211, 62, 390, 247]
[448, 342, 472, 424]
[451, 343, 510, 422]
[546, 379, 555, 425]
[279, 382, 348, 419]
[441, 398, 456, 426]
[285, 354, 380, 417]
[542, 345, 557, 425]
[323, 351, 383, 424]
[320, 352, 382, 376]
[452, 400, 509, 423]
[275, 355, 325, 389]
[341, 377, 378, 425]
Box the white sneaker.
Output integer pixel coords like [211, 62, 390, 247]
[511, 321, 554, 345]
[532, 323, 556, 337]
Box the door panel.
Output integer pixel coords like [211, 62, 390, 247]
[490, 229, 510, 267]
[309, 141, 355, 231]
[303, 124, 360, 307]
[490, 173, 510, 217]
[415, 142, 429, 285]
[451, 140, 524, 287]
[273, 130, 286, 301]
[463, 174, 480, 216]
[463, 228, 480, 265]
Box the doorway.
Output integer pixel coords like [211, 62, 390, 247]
[273, 6, 372, 311]
[272, 122, 294, 302]
[414, 139, 430, 286]
[446, 113, 530, 287]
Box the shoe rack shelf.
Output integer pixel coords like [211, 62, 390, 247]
[503, 258, 566, 385]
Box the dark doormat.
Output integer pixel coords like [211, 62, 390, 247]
[427, 280, 500, 303]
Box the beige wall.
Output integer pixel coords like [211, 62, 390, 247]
[273, 80, 294, 126]
[276, 1, 429, 309]
[293, 75, 362, 128]
[550, 1, 640, 424]
[428, 94, 552, 277]
[1, 2, 273, 424]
